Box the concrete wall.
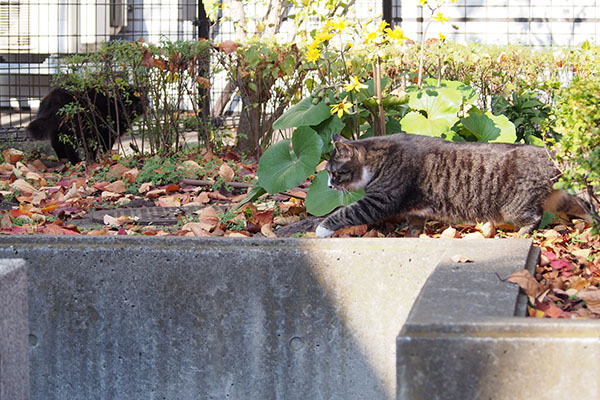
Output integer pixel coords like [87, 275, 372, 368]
[397, 243, 600, 399]
[0, 236, 458, 400]
[0, 258, 29, 400]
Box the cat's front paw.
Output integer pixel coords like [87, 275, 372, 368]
[315, 224, 335, 238]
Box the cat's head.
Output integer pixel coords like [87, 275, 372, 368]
[326, 134, 372, 192]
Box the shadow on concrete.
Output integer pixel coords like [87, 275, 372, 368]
[0, 236, 444, 400]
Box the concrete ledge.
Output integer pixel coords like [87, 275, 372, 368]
[0, 236, 536, 400]
[397, 244, 600, 399]
[0, 258, 29, 400]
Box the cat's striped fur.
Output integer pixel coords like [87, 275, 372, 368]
[315, 133, 591, 237]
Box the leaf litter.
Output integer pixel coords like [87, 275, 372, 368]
[1, 148, 599, 318]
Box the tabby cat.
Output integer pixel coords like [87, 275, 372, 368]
[26, 86, 143, 163]
[315, 133, 591, 238]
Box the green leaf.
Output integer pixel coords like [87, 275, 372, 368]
[401, 111, 454, 137]
[305, 170, 365, 216]
[312, 115, 345, 154]
[461, 109, 517, 143]
[234, 185, 267, 210]
[400, 87, 462, 137]
[257, 126, 322, 193]
[272, 97, 332, 130]
[421, 78, 479, 105]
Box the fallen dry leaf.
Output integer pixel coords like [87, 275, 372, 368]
[441, 226, 459, 238]
[181, 222, 211, 237]
[463, 231, 485, 239]
[11, 179, 37, 194]
[104, 180, 127, 194]
[219, 163, 235, 182]
[480, 221, 496, 238]
[2, 148, 24, 164]
[123, 168, 139, 183]
[576, 287, 600, 314]
[507, 269, 542, 298]
[450, 254, 473, 263]
[260, 223, 277, 238]
[138, 182, 152, 194]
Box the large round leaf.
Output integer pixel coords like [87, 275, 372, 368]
[312, 115, 345, 154]
[400, 87, 462, 137]
[400, 111, 454, 137]
[461, 109, 517, 143]
[257, 126, 322, 193]
[420, 78, 479, 105]
[272, 97, 332, 130]
[305, 170, 365, 216]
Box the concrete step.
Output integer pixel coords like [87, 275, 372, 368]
[397, 241, 600, 400]
[0, 236, 543, 399]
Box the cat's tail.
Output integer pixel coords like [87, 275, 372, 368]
[25, 117, 56, 140]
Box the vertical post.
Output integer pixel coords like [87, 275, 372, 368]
[382, 0, 392, 26]
[195, 1, 212, 145]
[0, 259, 29, 400]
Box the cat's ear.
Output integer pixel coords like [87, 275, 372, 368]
[333, 139, 356, 160]
[332, 134, 345, 142]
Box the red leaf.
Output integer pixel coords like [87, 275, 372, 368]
[550, 258, 573, 271]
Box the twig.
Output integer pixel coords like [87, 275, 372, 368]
[180, 179, 252, 189]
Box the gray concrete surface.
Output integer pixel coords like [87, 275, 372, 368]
[0, 236, 538, 400]
[0, 258, 29, 400]
[397, 242, 600, 400]
[0, 236, 473, 400]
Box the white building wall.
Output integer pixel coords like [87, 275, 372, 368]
[393, 0, 600, 46]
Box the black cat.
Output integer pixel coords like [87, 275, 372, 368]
[26, 86, 144, 163]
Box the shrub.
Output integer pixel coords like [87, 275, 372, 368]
[550, 76, 600, 228]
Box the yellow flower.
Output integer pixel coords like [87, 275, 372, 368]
[331, 17, 347, 33]
[363, 30, 379, 44]
[306, 45, 321, 62]
[433, 11, 449, 23]
[439, 32, 446, 41]
[384, 26, 407, 45]
[344, 76, 368, 93]
[418, 0, 428, 6]
[379, 20, 390, 32]
[314, 29, 335, 44]
[330, 97, 353, 118]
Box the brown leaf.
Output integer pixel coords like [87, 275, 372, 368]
[2, 148, 24, 164]
[480, 221, 496, 238]
[450, 254, 473, 263]
[577, 287, 600, 314]
[197, 77, 211, 89]
[196, 206, 220, 231]
[260, 223, 277, 238]
[181, 160, 202, 172]
[138, 182, 152, 194]
[507, 269, 542, 298]
[181, 222, 211, 237]
[463, 231, 485, 239]
[104, 180, 127, 194]
[165, 184, 180, 194]
[336, 224, 368, 236]
[218, 164, 235, 182]
[215, 40, 240, 54]
[123, 168, 139, 183]
[441, 226, 460, 238]
[11, 178, 37, 194]
[157, 196, 181, 207]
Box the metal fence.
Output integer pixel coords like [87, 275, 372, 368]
[2, 0, 600, 140]
[0, 0, 209, 139]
